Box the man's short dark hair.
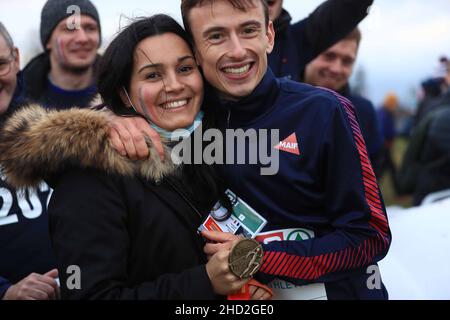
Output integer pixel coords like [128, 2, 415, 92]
[181, 0, 269, 41]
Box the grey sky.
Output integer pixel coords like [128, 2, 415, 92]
[1, 0, 449, 107]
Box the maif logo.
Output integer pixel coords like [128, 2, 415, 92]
[275, 133, 300, 156]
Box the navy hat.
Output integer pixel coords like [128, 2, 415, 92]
[40, 0, 101, 49]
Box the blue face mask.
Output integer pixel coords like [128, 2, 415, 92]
[150, 111, 204, 140]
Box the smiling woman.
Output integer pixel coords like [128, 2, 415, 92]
[123, 33, 203, 131]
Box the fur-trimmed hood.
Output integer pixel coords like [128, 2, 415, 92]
[0, 105, 178, 189]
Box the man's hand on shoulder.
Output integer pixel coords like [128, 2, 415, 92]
[103, 109, 164, 161]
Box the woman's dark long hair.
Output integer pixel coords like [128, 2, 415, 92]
[97, 14, 228, 215]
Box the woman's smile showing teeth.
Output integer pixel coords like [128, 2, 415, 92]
[125, 33, 204, 131]
[161, 98, 190, 110]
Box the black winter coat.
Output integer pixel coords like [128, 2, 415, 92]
[0, 105, 222, 300]
[50, 168, 218, 300]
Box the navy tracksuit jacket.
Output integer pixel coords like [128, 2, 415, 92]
[215, 70, 391, 299]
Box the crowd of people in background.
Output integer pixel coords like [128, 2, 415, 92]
[0, 0, 447, 301]
[369, 56, 450, 206]
[397, 57, 450, 205]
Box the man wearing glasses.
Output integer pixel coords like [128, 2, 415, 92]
[0, 28, 20, 116]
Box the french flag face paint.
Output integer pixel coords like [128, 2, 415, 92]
[48, 16, 100, 70]
[55, 37, 68, 65]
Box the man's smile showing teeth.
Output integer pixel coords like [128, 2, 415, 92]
[161, 99, 189, 109]
[223, 64, 251, 75]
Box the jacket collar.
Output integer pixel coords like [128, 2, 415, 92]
[215, 68, 280, 127]
[274, 9, 292, 33]
[338, 83, 351, 97]
[22, 52, 101, 100]
[22, 52, 50, 99]
[1, 72, 28, 125]
[12, 72, 27, 106]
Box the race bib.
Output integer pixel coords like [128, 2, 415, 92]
[255, 228, 328, 300]
[198, 190, 267, 238]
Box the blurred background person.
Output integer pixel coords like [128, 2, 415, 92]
[22, 0, 101, 109]
[304, 27, 383, 176]
[377, 92, 400, 193]
[267, 0, 373, 82]
[414, 77, 445, 127]
[398, 59, 450, 205]
[0, 22, 58, 301]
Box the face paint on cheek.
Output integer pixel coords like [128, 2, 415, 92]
[137, 86, 157, 124]
[55, 37, 67, 65]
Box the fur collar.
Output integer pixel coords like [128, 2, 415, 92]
[0, 104, 178, 189]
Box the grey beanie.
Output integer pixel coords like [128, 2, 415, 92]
[40, 0, 101, 48]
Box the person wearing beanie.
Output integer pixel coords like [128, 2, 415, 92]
[22, 0, 101, 109]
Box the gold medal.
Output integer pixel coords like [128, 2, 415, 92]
[228, 239, 264, 279]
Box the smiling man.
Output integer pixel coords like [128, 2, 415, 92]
[179, 0, 391, 300]
[0, 29, 19, 117]
[188, 0, 274, 99]
[109, 0, 391, 300]
[22, 0, 101, 109]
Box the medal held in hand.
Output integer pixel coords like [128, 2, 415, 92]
[229, 239, 264, 279]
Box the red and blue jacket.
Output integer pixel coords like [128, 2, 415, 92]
[214, 70, 391, 299]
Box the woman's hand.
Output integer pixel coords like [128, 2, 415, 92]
[202, 230, 242, 261]
[248, 279, 273, 300]
[205, 237, 248, 296]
